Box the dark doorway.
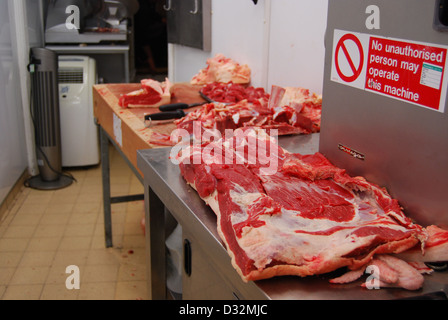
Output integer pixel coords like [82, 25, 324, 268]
[134, 0, 168, 75]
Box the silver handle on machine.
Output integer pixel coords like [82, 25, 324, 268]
[163, 0, 172, 11]
[190, 0, 199, 14]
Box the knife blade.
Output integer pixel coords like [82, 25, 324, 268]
[199, 91, 230, 105]
[144, 109, 188, 127]
[159, 102, 205, 112]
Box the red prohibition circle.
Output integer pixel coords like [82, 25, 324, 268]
[335, 34, 364, 83]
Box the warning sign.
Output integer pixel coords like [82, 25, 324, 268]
[335, 33, 364, 83]
[331, 29, 448, 113]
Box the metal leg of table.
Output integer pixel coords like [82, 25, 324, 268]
[100, 127, 145, 248]
[100, 128, 113, 248]
[146, 186, 167, 300]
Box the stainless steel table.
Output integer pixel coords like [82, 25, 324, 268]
[137, 133, 448, 300]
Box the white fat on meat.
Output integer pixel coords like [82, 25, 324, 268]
[228, 189, 265, 225]
[330, 254, 425, 290]
[395, 225, 448, 262]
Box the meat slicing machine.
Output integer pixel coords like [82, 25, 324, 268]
[45, 0, 138, 44]
[136, 0, 448, 300]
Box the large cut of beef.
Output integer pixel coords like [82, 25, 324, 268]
[175, 129, 448, 289]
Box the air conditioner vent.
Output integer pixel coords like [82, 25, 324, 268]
[58, 67, 84, 84]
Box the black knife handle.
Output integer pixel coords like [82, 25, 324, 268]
[159, 103, 189, 112]
[145, 109, 186, 121]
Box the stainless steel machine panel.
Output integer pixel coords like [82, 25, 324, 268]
[166, 0, 212, 51]
[320, 0, 448, 227]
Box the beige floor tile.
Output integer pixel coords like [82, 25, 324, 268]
[26, 237, 61, 252]
[0, 238, 29, 252]
[125, 208, 144, 224]
[121, 248, 147, 265]
[0, 226, 7, 238]
[38, 213, 71, 226]
[111, 221, 127, 235]
[24, 192, 53, 205]
[82, 265, 120, 283]
[0, 252, 23, 268]
[122, 235, 146, 248]
[63, 223, 95, 237]
[40, 283, 80, 300]
[110, 203, 127, 214]
[83, 173, 102, 182]
[124, 222, 144, 236]
[0, 268, 16, 285]
[19, 251, 56, 267]
[9, 266, 50, 285]
[2, 225, 36, 239]
[110, 234, 124, 248]
[118, 263, 146, 282]
[2, 284, 43, 300]
[126, 201, 144, 212]
[91, 235, 109, 249]
[52, 249, 89, 266]
[16, 203, 46, 216]
[111, 212, 127, 225]
[58, 236, 92, 251]
[115, 281, 147, 300]
[72, 202, 101, 215]
[69, 213, 98, 225]
[9, 214, 41, 227]
[77, 282, 116, 300]
[78, 186, 102, 197]
[33, 225, 66, 238]
[76, 192, 102, 204]
[44, 203, 74, 215]
[86, 248, 122, 266]
[111, 184, 131, 196]
[49, 193, 78, 205]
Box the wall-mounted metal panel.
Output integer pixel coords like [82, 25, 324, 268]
[320, 0, 448, 227]
[166, 0, 211, 51]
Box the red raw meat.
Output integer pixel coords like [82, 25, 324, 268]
[119, 78, 172, 108]
[175, 129, 437, 286]
[268, 85, 322, 133]
[175, 84, 321, 137]
[201, 82, 270, 104]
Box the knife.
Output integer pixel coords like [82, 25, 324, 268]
[144, 109, 188, 127]
[159, 102, 206, 112]
[199, 91, 230, 105]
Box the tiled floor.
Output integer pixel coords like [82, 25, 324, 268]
[0, 144, 148, 300]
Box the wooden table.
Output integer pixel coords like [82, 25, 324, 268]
[93, 82, 205, 247]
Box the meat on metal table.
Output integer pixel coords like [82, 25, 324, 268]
[137, 133, 447, 300]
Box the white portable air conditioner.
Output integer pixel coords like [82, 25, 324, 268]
[58, 56, 100, 167]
